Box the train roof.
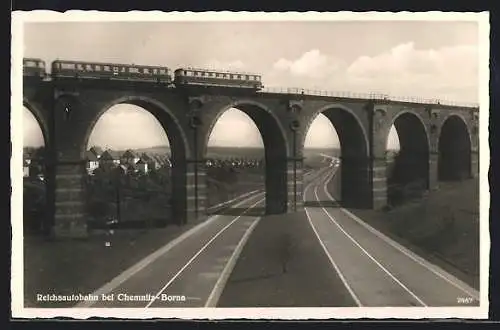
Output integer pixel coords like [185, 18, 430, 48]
[23, 57, 44, 62]
[175, 67, 261, 76]
[51, 59, 171, 69]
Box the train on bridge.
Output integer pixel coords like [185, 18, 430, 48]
[23, 58, 264, 91]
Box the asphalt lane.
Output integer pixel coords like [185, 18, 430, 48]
[88, 192, 265, 308]
[85, 168, 323, 308]
[305, 166, 480, 307]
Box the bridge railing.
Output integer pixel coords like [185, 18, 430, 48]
[259, 87, 479, 108]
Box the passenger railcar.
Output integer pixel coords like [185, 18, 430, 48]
[23, 58, 47, 78]
[173, 68, 263, 90]
[51, 60, 172, 84]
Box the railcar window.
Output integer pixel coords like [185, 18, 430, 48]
[159, 69, 166, 75]
[95, 65, 101, 71]
[85, 64, 93, 71]
[61, 63, 76, 70]
[103, 66, 111, 72]
[129, 67, 140, 74]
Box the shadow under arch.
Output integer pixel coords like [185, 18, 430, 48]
[83, 96, 191, 225]
[23, 98, 50, 146]
[438, 114, 472, 181]
[386, 111, 430, 205]
[303, 104, 370, 208]
[203, 100, 290, 215]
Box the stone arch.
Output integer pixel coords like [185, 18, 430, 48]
[202, 99, 289, 157]
[386, 110, 430, 205]
[83, 95, 191, 161]
[203, 99, 290, 215]
[301, 104, 369, 156]
[438, 114, 472, 181]
[303, 104, 370, 208]
[83, 95, 190, 225]
[23, 98, 49, 146]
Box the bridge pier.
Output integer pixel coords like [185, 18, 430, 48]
[287, 158, 304, 212]
[429, 152, 439, 190]
[371, 157, 387, 210]
[52, 160, 88, 238]
[471, 150, 479, 178]
[185, 160, 207, 223]
[340, 155, 374, 209]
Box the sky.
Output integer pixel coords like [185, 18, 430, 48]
[22, 19, 479, 150]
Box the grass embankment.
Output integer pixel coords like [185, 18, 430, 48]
[217, 211, 357, 307]
[331, 174, 480, 289]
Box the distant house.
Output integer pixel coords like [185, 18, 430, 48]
[88, 146, 104, 159]
[23, 159, 30, 177]
[99, 150, 121, 168]
[140, 153, 161, 171]
[136, 158, 149, 174]
[165, 157, 173, 168]
[85, 150, 99, 174]
[120, 149, 140, 165]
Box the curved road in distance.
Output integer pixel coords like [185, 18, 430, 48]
[77, 167, 322, 308]
[304, 166, 480, 307]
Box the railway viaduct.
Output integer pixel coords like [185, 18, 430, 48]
[22, 76, 480, 238]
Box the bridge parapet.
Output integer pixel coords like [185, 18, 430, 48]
[259, 86, 479, 109]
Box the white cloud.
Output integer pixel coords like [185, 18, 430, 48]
[346, 42, 478, 102]
[268, 43, 478, 103]
[272, 49, 343, 81]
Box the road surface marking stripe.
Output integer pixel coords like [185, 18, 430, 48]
[205, 217, 261, 307]
[75, 190, 264, 308]
[303, 170, 362, 307]
[321, 175, 480, 300]
[316, 170, 427, 307]
[206, 190, 260, 212]
[145, 197, 265, 308]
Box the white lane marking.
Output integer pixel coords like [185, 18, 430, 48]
[303, 168, 362, 307]
[206, 190, 260, 212]
[321, 170, 480, 301]
[205, 168, 316, 213]
[76, 190, 264, 308]
[205, 217, 262, 307]
[315, 170, 427, 307]
[145, 197, 265, 308]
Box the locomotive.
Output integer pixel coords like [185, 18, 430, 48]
[173, 67, 263, 90]
[51, 60, 172, 84]
[23, 58, 47, 78]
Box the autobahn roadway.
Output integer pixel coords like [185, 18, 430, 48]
[77, 164, 479, 308]
[304, 165, 480, 307]
[77, 168, 323, 308]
